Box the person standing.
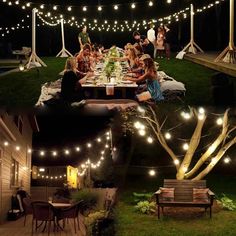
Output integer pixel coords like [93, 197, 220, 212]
[147, 24, 157, 58]
[133, 31, 154, 58]
[156, 27, 165, 58]
[78, 26, 91, 50]
[164, 25, 171, 60]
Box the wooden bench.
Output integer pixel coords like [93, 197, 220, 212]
[155, 179, 215, 219]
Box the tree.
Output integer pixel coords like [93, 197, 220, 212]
[123, 106, 236, 180]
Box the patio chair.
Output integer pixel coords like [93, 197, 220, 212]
[22, 197, 33, 226]
[56, 201, 83, 234]
[31, 201, 55, 236]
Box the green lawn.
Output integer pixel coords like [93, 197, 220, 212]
[0, 57, 228, 108]
[115, 174, 236, 236]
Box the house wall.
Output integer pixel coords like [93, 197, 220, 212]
[0, 115, 33, 223]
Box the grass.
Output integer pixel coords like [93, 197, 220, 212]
[115, 174, 236, 236]
[0, 57, 221, 108]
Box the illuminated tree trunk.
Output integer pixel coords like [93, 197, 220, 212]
[136, 106, 236, 180]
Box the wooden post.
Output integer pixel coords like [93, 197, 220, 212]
[26, 8, 47, 69]
[181, 4, 204, 54]
[56, 19, 73, 58]
[215, 0, 235, 63]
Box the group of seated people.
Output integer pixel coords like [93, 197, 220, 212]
[61, 42, 164, 104]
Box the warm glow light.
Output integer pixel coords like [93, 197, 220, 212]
[183, 167, 188, 173]
[105, 144, 109, 148]
[149, 169, 156, 176]
[101, 156, 104, 160]
[106, 136, 110, 140]
[181, 111, 191, 120]
[167, 0, 172, 3]
[211, 158, 217, 165]
[40, 4, 44, 9]
[139, 130, 146, 136]
[224, 157, 231, 164]
[137, 106, 145, 113]
[15, 146, 20, 151]
[134, 121, 141, 129]
[65, 150, 70, 155]
[149, 1, 153, 7]
[216, 118, 223, 126]
[198, 114, 205, 120]
[147, 137, 153, 143]
[114, 5, 118, 10]
[198, 107, 205, 114]
[28, 149, 32, 153]
[40, 151, 45, 156]
[165, 132, 172, 140]
[131, 3, 136, 9]
[75, 147, 80, 152]
[52, 151, 57, 156]
[4, 141, 9, 146]
[87, 143, 92, 148]
[183, 143, 189, 151]
[98, 6, 102, 11]
[83, 6, 87, 11]
[113, 147, 117, 152]
[67, 6, 72, 11]
[97, 138, 101, 142]
[39, 168, 45, 172]
[174, 159, 180, 165]
[53, 5, 57, 10]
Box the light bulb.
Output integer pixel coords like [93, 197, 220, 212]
[53, 5, 57, 10]
[165, 132, 171, 140]
[183, 143, 189, 151]
[224, 157, 231, 164]
[174, 159, 180, 165]
[216, 118, 223, 126]
[83, 6, 87, 11]
[149, 169, 156, 176]
[114, 5, 118, 10]
[98, 6, 102, 11]
[149, 1, 153, 7]
[131, 3, 136, 9]
[139, 130, 146, 136]
[147, 137, 153, 143]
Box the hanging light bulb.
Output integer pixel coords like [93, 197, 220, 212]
[75, 147, 80, 152]
[131, 3, 136, 9]
[4, 141, 9, 146]
[53, 5, 57, 10]
[98, 6, 102, 11]
[15, 146, 20, 151]
[216, 118, 223, 126]
[174, 159, 180, 165]
[165, 132, 172, 140]
[64, 149, 70, 155]
[97, 138, 101, 143]
[148, 169, 156, 176]
[40, 151, 45, 156]
[114, 5, 119, 10]
[52, 151, 57, 156]
[149, 1, 153, 7]
[82, 6, 87, 12]
[139, 130, 146, 136]
[40, 4, 44, 9]
[67, 6, 72, 11]
[87, 143, 92, 148]
[183, 143, 189, 151]
[27, 148, 32, 154]
[147, 137, 153, 143]
[224, 157, 231, 164]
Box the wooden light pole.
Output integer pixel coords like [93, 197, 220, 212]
[215, 0, 235, 63]
[56, 19, 73, 58]
[181, 4, 204, 54]
[26, 8, 46, 69]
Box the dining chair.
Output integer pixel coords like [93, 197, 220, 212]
[31, 201, 55, 236]
[22, 197, 33, 226]
[56, 200, 83, 234]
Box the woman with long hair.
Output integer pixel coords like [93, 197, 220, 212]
[61, 57, 87, 103]
[125, 58, 164, 102]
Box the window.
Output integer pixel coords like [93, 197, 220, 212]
[13, 116, 23, 134]
[11, 158, 19, 187]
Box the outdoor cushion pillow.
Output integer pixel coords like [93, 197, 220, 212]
[193, 188, 209, 203]
[160, 187, 174, 202]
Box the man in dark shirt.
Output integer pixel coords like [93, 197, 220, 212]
[133, 31, 154, 58]
[78, 26, 91, 50]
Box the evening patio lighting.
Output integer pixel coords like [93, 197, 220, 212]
[27, 148, 32, 153]
[149, 169, 156, 176]
[216, 118, 223, 126]
[4, 141, 9, 146]
[52, 151, 57, 156]
[75, 147, 80, 152]
[15, 146, 20, 151]
[139, 130, 146, 136]
[114, 5, 118, 10]
[40, 151, 45, 156]
[224, 157, 231, 164]
[147, 137, 153, 143]
[174, 159, 180, 165]
[64, 149, 70, 155]
[165, 132, 172, 140]
[183, 143, 189, 151]
[148, 1, 153, 7]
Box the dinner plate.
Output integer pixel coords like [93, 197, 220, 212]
[122, 80, 133, 84]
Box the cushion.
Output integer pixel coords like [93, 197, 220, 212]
[193, 188, 209, 203]
[160, 187, 174, 202]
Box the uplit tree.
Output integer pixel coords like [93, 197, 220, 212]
[123, 106, 236, 180]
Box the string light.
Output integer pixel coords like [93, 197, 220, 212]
[52, 151, 57, 156]
[131, 3, 136, 9]
[149, 1, 153, 7]
[183, 143, 189, 151]
[174, 159, 180, 165]
[98, 6, 102, 11]
[114, 5, 119, 10]
[216, 118, 223, 126]
[147, 137, 153, 143]
[15, 146, 20, 151]
[139, 130, 146, 136]
[224, 157, 231, 164]
[165, 132, 172, 140]
[82, 6, 87, 12]
[4, 141, 9, 146]
[149, 169, 156, 176]
[40, 151, 45, 156]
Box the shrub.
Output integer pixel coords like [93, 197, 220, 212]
[134, 201, 156, 214]
[133, 192, 153, 203]
[217, 194, 236, 211]
[71, 189, 99, 210]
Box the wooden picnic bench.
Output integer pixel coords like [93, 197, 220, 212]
[154, 179, 215, 219]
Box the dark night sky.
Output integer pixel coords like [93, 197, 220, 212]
[0, 0, 233, 56]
